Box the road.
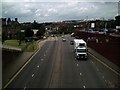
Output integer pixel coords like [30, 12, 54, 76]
[6, 35, 119, 88]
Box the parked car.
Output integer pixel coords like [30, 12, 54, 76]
[62, 35, 64, 38]
[43, 36, 47, 39]
[62, 38, 66, 42]
[51, 34, 55, 37]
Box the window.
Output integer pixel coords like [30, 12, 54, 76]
[77, 49, 86, 52]
[79, 43, 85, 47]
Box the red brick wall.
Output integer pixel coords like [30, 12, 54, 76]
[75, 30, 120, 67]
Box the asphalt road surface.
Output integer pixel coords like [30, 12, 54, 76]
[6, 35, 119, 88]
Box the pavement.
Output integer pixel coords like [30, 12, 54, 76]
[2, 36, 120, 88]
[88, 48, 120, 75]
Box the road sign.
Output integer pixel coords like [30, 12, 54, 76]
[91, 23, 95, 28]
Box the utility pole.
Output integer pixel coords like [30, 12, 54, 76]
[118, 1, 120, 15]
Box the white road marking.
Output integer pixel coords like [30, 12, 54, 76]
[3, 39, 48, 89]
[77, 64, 79, 67]
[96, 68, 99, 71]
[91, 61, 94, 64]
[37, 65, 39, 68]
[32, 74, 34, 77]
[41, 59, 44, 61]
[102, 76, 104, 79]
[83, 85, 86, 88]
[3, 47, 41, 89]
[23, 86, 26, 90]
[80, 73, 82, 76]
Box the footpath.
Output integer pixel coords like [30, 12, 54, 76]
[88, 48, 120, 75]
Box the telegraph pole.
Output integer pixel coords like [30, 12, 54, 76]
[118, 1, 120, 15]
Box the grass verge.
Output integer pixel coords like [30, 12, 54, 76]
[3, 40, 37, 52]
[3, 40, 26, 48]
[24, 41, 37, 52]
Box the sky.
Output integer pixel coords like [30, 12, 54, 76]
[1, 0, 119, 23]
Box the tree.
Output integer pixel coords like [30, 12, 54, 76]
[24, 27, 34, 42]
[2, 31, 7, 43]
[37, 25, 45, 37]
[25, 27, 34, 37]
[36, 28, 45, 38]
[36, 30, 42, 38]
[16, 30, 25, 45]
[115, 15, 120, 26]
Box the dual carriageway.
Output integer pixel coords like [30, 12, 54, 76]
[3, 35, 120, 88]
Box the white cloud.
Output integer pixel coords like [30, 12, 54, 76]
[48, 8, 57, 13]
[44, 14, 49, 17]
[2, 0, 119, 2]
[2, 2, 118, 23]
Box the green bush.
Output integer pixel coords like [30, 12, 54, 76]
[25, 42, 37, 52]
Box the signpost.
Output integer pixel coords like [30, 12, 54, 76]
[91, 23, 95, 28]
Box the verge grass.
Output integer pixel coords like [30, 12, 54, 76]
[25, 41, 37, 52]
[3, 40, 26, 49]
[3, 40, 37, 52]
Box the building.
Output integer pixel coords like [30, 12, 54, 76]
[2, 18, 21, 39]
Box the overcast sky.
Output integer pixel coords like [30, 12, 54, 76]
[2, 0, 119, 23]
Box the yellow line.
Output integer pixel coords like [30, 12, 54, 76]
[88, 52, 120, 76]
[3, 49, 40, 89]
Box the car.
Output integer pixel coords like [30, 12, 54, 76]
[51, 35, 54, 37]
[70, 40, 74, 45]
[43, 36, 47, 39]
[71, 33, 74, 37]
[62, 38, 66, 41]
[61, 35, 64, 38]
[85, 29, 93, 32]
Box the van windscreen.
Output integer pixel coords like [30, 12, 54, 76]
[79, 43, 85, 46]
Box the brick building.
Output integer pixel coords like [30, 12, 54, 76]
[2, 18, 21, 39]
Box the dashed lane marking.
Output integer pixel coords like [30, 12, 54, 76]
[3, 47, 41, 89]
[32, 74, 34, 77]
[77, 64, 79, 67]
[91, 61, 94, 64]
[80, 73, 82, 76]
[41, 59, 44, 61]
[96, 68, 99, 71]
[37, 65, 39, 68]
[105, 80, 107, 83]
[23, 86, 26, 90]
[102, 76, 104, 79]
[89, 52, 120, 76]
[83, 85, 86, 88]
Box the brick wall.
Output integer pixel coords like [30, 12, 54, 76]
[75, 30, 120, 67]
